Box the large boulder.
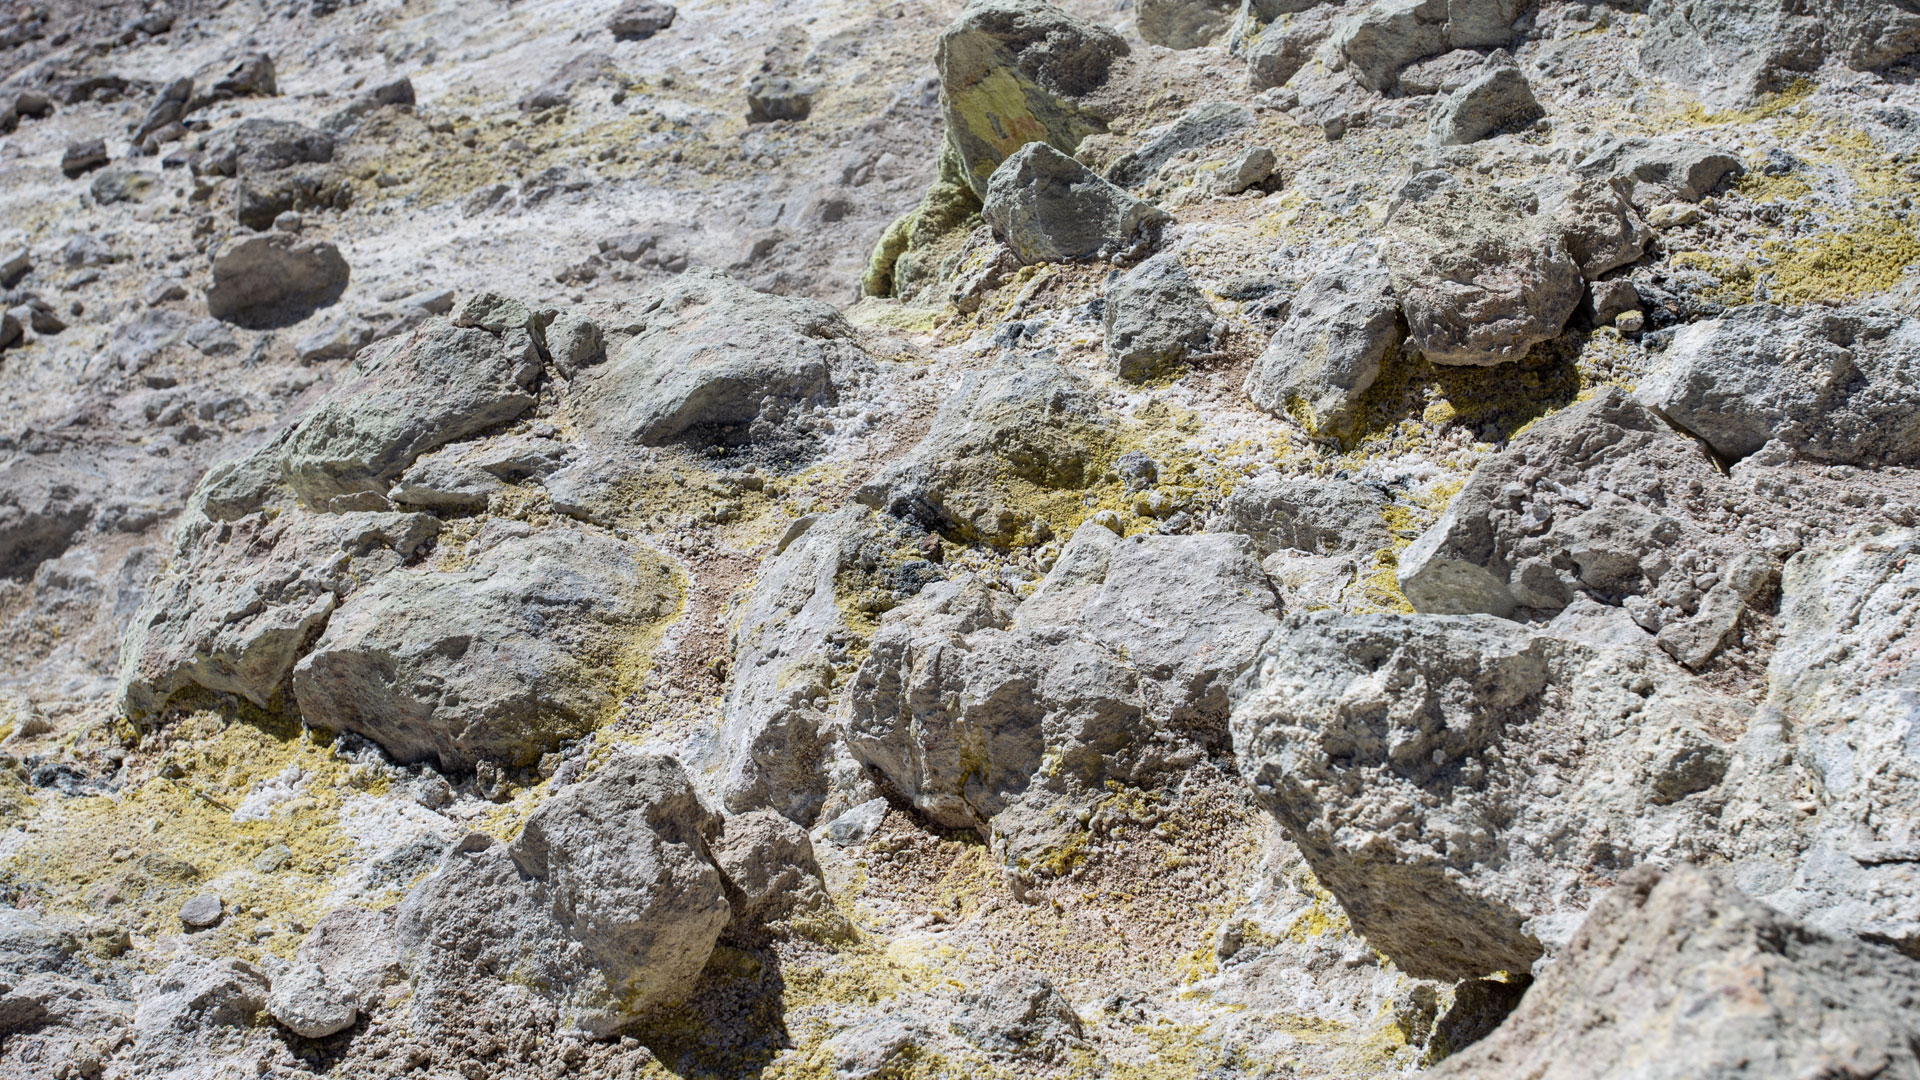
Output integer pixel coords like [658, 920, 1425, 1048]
[845, 522, 1281, 866]
[279, 320, 541, 509]
[854, 363, 1109, 546]
[395, 754, 730, 1038]
[1635, 304, 1920, 466]
[1328, 0, 1531, 93]
[1243, 247, 1403, 433]
[291, 527, 681, 770]
[718, 507, 939, 821]
[204, 233, 350, 326]
[1431, 865, 1920, 1080]
[982, 142, 1169, 264]
[568, 268, 870, 450]
[1640, 0, 1920, 110]
[1230, 611, 1750, 981]
[1384, 171, 1582, 365]
[936, 0, 1129, 199]
[1102, 252, 1225, 381]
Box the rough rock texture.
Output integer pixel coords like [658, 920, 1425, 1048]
[1329, 0, 1531, 93]
[1428, 53, 1542, 146]
[1136, 0, 1239, 50]
[292, 527, 679, 770]
[395, 754, 730, 1037]
[982, 142, 1169, 265]
[1106, 101, 1254, 189]
[569, 267, 870, 450]
[1385, 171, 1582, 365]
[1244, 247, 1403, 432]
[1641, 0, 1920, 109]
[846, 522, 1280, 866]
[709, 809, 840, 933]
[1573, 136, 1743, 210]
[1636, 304, 1920, 466]
[1431, 865, 1920, 1080]
[1102, 252, 1224, 381]
[202, 233, 350, 326]
[1231, 611, 1750, 980]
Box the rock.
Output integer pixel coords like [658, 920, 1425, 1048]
[1, 460, 96, 580]
[855, 363, 1107, 545]
[1209, 474, 1390, 560]
[89, 167, 155, 204]
[1573, 136, 1742, 210]
[1102, 253, 1225, 380]
[297, 906, 402, 1007]
[1230, 610, 1749, 980]
[1541, 178, 1652, 280]
[1107, 101, 1254, 188]
[1384, 171, 1582, 365]
[745, 74, 814, 123]
[209, 52, 278, 99]
[0, 311, 19, 352]
[204, 233, 350, 326]
[117, 506, 444, 718]
[609, 0, 676, 39]
[1588, 278, 1641, 327]
[142, 276, 188, 306]
[133, 77, 193, 144]
[1635, 304, 1920, 466]
[278, 319, 539, 508]
[1244, 247, 1402, 432]
[1427, 52, 1541, 145]
[0, 909, 129, 1045]
[1247, 12, 1335, 90]
[1430, 865, 1920, 1080]
[719, 508, 931, 821]
[544, 310, 604, 377]
[130, 957, 268, 1063]
[710, 810, 840, 934]
[292, 528, 679, 770]
[0, 247, 29, 288]
[936, 0, 1131, 199]
[61, 233, 119, 267]
[1137, 0, 1239, 49]
[186, 318, 240, 357]
[178, 894, 223, 928]
[846, 525, 1281, 866]
[293, 311, 373, 363]
[265, 962, 356, 1038]
[1329, 0, 1529, 93]
[950, 972, 1084, 1056]
[1640, 0, 1920, 110]
[567, 268, 867, 454]
[204, 118, 335, 176]
[395, 754, 730, 1037]
[819, 797, 889, 845]
[1215, 145, 1277, 194]
[60, 139, 109, 179]
[983, 142, 1169, 265]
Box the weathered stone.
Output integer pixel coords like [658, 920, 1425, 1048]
[1329, 0, 1530, 93]
[292, 527, 679, 770]
[1137, 0, 1239, 49]
[846, 524, 1281, 866]
[1427, 52, 1542, 145]
[1209, 474, 1390, 559]
[1430, 865, 1920, 1080]
[1231, 611, 1749, 980]
[1635, 304, 1920, 466]
[568, 268, 869, 450]
[1384, 171, 1582, 365]
[1214, 145, 1277, 194]
[1641, 0, 1920, 110]
[178, 894, 223, 928]
[89, 168, 156, 205]
[936, 0, 1130, 197]
[746, 75, 814, 123]
[204, 233, 350, 326]
[60, 139, 108, 178]
[1541, 177, 1652, 280]
[1102, 253, 1225, 380]
[710, 810, 841, 934]
[609, 0, 676, 39]
[1245, 247, 1402, 431]
[950, 972, 1085, 1057]
[264, 962, 355, 1038]
[395, 755, 730, 1037]
[1247, 10, 1338, 89]
[1107, 101, 1254, 189]
[279, 320, 538, 508]
[983, 142, 1169, 264]
[1573, 136, 1742, 210]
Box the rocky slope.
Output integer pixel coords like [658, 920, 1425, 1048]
[2, 0, 1918, 1077]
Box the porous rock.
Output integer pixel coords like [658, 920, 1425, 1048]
[1102, 252, 1225, 381]
[1329, 0, 1531, 93]
[1136, 0, 1239, 50]
[395, 754, 730, 1037]
[1244, 246, 1403, 432]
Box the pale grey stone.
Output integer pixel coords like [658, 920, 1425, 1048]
[1103, 253, 1225, 380]
[1244, 247, 1403, 431]
[983, 142, 1170, 265]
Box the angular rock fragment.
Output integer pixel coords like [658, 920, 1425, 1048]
[1641, 0, 1920, 110]
[1574, 136, 1742, 210]
[1137, 0, 1239, 49]
[1329, 0, 1529, 93]
[1231, 610, 1749, 980]
[1636, 304, 1920, 466]
[1430, 865, 1920, 1080]
[846, 523, 1281, 865]
[1540, 177, 1652, 280]
[1209, 474, 1390, 560]
[1106, 101, 1253, 188]
[1244, 247, 1402, 432]
[609, 0, 676, 40]
[1385, 171, 1582, 365]
[204, 233, 350, 326]
[60, 139, 108, 178]
[746, 74, 814, 123]
[983, 142, 1169, 264]
[292, 527, 680, 770]
[1247, 6, 1340, 90]
[710, 810, 842, 935]
[569, 268, 868, 451]
[1214, 145, 1277, 194]
[396, 755, 730, 1037]
[1427, 52, 1542, 145]
[1102, 253, 1224, 380]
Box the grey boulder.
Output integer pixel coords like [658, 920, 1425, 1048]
[1244, 247, 1402, 433]
[204, 233, 350, 326]
[1102, 252, 1225, 381]
[1427, 52, 1542, 146]
[1573, 136, 1742, 210]
[1136, 0, 1239, 49]
[1105, 101, 1254, 189]
[983, 142, 1170, 265]
[1635, 304, 1920, 466]
[266, 905, 400, 1037]
[609, 0, 675, 39]
[1430, 864, 1920, 1080]
[1328, 0, 1530, 93]
[291, 527, 680, 770]
[395, 754, 730, 1037]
